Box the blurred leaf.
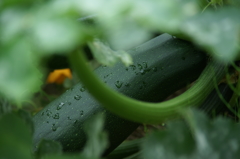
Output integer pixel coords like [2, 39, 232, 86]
[0, 113, 32, 159]
[141, 108, 240, 159]
[16, 109, 34, 134]
[0, 0, 33, 9]
[43, 154, 84, 159]
[223, 0, 240, 6]
[82, 113, 108, 159]
[0, 97, 12, 117]
[0, 40, 43, 101]
[80, 0, 200, 49]
[31, 18, 82, 53]
[182, 7, 240, 62]
[35, 139, 62, 159]
[88, 39, 132, 66]
[141, 120, 195, 159]
[0, 9, 27, 43]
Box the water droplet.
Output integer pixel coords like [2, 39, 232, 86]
[143, 62, 148, 68]
[137, 64, 143, 69]
[144, 68, 150, 73]
[129, 65, 136, 70]
[135, 72, 139, 75]
[125, 67, 129, 71]
[68, 102, 71, 105]
[182, 57, 186, 60]
[74, 120, 78, 124]
[125, 83, 131, 87]
[57, 102, 65, 110]
[67, 116, 71, 120]
[41, 112, 44, 116]
[152, 67, 157, 72]
[53, 113, 59, 119]
[74, 95, 82, 100]
[52, 124, 57, 131]
[80, 87, 86, 92]
[103, 75, 108, 78]
[47, 112, 52, 117]
[115, 81, 123, 89]
[80, 110, 84, 116]
[66, 87, 73, 92]
[140, 69, 145, 75]
[46, 121, 49, 123]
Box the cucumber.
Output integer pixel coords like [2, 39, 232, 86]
[32, 34, 207, 156]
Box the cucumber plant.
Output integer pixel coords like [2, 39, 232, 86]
[1, 0, 240, 159]
[32, 34, 208, 155]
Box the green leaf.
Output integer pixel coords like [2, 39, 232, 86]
[35, 139, 62, 159]
[141, 120, 195, 159]
[0, 113, 32, 159]
[0, 40, 43, 101]
[31, 18, 82, 54]
[88, 39, 133, 66]
[0, 97, 12, 117]
[82, 113, 108, 159]
[182, 7, 240, 62]
[43, 154, 83, 159]
[80, 0, 200, 49]
[141, 108, 240, 159]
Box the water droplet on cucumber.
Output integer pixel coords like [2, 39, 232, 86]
[80, 110, 84, 116]
[152, 67, 158, 72]
[125, 83, 131, 87]
[115, 81, 123, 88]
[137, 64, 143, 69]
[129, 65, 136, 70]
[74, 95, 82, 100]
[80, 87, 85, 92]
[52, 124, 57, 131]
[143, 62, 148, 68]
[53, 113, 59, 119]
[57, 102, 65, 110]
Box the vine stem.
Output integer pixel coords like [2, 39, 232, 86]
[69, 50, 226, 124]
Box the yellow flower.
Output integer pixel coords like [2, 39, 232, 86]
[47, 69, 72, 84]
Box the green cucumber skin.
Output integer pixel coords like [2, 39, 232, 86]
[32, 34, 207, 155]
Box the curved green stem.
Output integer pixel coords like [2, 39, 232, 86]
[69, 50, 225, 124]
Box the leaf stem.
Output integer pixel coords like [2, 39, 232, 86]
[69, 50, 225, 124]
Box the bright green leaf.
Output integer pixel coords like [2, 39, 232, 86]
[88, 38, 133, 66]
[82, 113, 108, 159]
[35, 139, 62, 158]
[141, 120, 195, 159]
[43, 154, 83, 159]
[0, 40, 43, 101]
[182, 7, 240, 62]
[0, 97, 12, 117]
[31, 19, 82, 53]
[141, 108, 240, 159]
[0, 113, 32, 159]
[80, 0, 200, 49]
